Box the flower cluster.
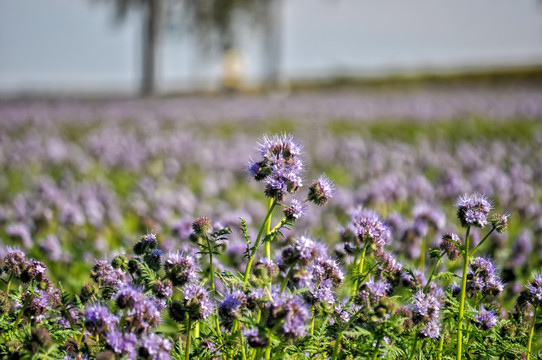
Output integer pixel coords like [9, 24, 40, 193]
[456, 193, 492, 228]
[249, 134, 304, 200]
[467, 257, 504, 297]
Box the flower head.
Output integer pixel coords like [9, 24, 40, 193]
[474, 307, 498, 330]
[526, 273, 542, 306]
[244, 328, 269, 348]
[249, 134, 304, 200]
[439, 233, 462, 261]
[164, 251, 198, 286]
[420, 321, 440, 339]
[139, 333, 172, 360]
[283, 198, 308, 221]
[281, 236, 327, 267]
[183, 284, 214, 321]
[84, 303, 119, 336]
[307, 174, 335, 206]
[456, 193, 492, 228]
[219, 290, 247, 324]
[468, 256, 504, 297]
[350, 208, 390, 251]
[412, 291, 440, 324]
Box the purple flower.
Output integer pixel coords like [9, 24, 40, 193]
[128, 296, 162, 333]
[526, 273, 542, 306]
[152, 279, 173, 299]
[84, 303, 119, 336]
[244, 328, 269, 348]
[133, 232, 158, 255]
[246, 288, 267, 310]
[6, 223, 33, 248]
[20, 259, 47, 283]
[264, 177, 289, 201]
[439, 233, 461, 261]
[283, 198, 307, 221]
[250, 134, 304, 200]
[350, 208, 390, 252]
[413, 291, 440, 323]
[309, 258, 345, 286]
[307, 174, 335, 206]
[474, 307, 498, 330]
[90, 260, 126, 290]
[281, 296, 309, 339]
[456, 193, 492, 228]
[308, 280, 335, 305]
[114, 285, 145, 310]
[106, 330, 125, 353]
[183, 284, 214, 321]
[374, 251, 402, 275]
[355, 278, 390, 309]
[420, 321, 441, 339]
[282, 236, 327, 267]
[218, 290, 247, 322]
[164, 251, 198, 286]
[139, 333, 172, 360]
[468, 256, 504, 297]
[413, 204, 446, 236]
[2, 248, 27, 278]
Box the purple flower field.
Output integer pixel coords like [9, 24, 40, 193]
[0, 87, 542, 359]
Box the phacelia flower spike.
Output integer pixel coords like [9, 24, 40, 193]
[307, 174, 335, 206]
[456, 193, 492, 228]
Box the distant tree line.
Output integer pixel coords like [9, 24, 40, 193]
[95, 0, 283, 96]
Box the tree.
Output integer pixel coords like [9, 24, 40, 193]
[97, 0, 163, 96]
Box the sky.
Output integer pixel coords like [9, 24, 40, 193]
[1, 0, 542, 94]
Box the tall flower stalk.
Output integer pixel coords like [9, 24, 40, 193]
[454, 193, 491, 360]
[456, 226, 471, 360]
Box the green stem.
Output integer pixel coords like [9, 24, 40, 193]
[206, 235, 216, 293]
[265, 198, 274, 261]
[6, 274, 13, 294]
[310, 307, 316, 336]
[351, 241, 368, 298]
[407, 332, 419, 360]
[419, 236, 427, 270]
[238, 326, 248, 360]
[470, 227, 495, 257]
[185, 318, 192, 360]
[264, 345, 271, 360]
[243, 199, 277, 290]
[438, 335, 444, 360]
[12, 292, 32, 329]
[331, 331, 343, 360]
[456, 226, 471, 360]
[78, 325, 86, 345]
[527, 305, 539, 360]
[423, 254, 443, 294]
[254, 348, 264, 360]
[280, 265, 295, 293]
[372, 337, 382, 360]
[194, 321, 200, 339]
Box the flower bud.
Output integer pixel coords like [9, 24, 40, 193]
[111, 255, 128, 270]
[192, 217, 212, 235]
[490, 214, 509, 234]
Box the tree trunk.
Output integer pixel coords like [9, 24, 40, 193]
[141, 0, 162, 96]
[261, 0, 283, 90]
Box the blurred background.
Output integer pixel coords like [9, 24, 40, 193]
[1, 0, 542, 293]
[1, 0, 542, 96]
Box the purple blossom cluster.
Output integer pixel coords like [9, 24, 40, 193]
[468, 256, 505, 297]
[456, 193, 492, 228]
[249, 134, 304, 201]
[348, 207, 391, 252]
